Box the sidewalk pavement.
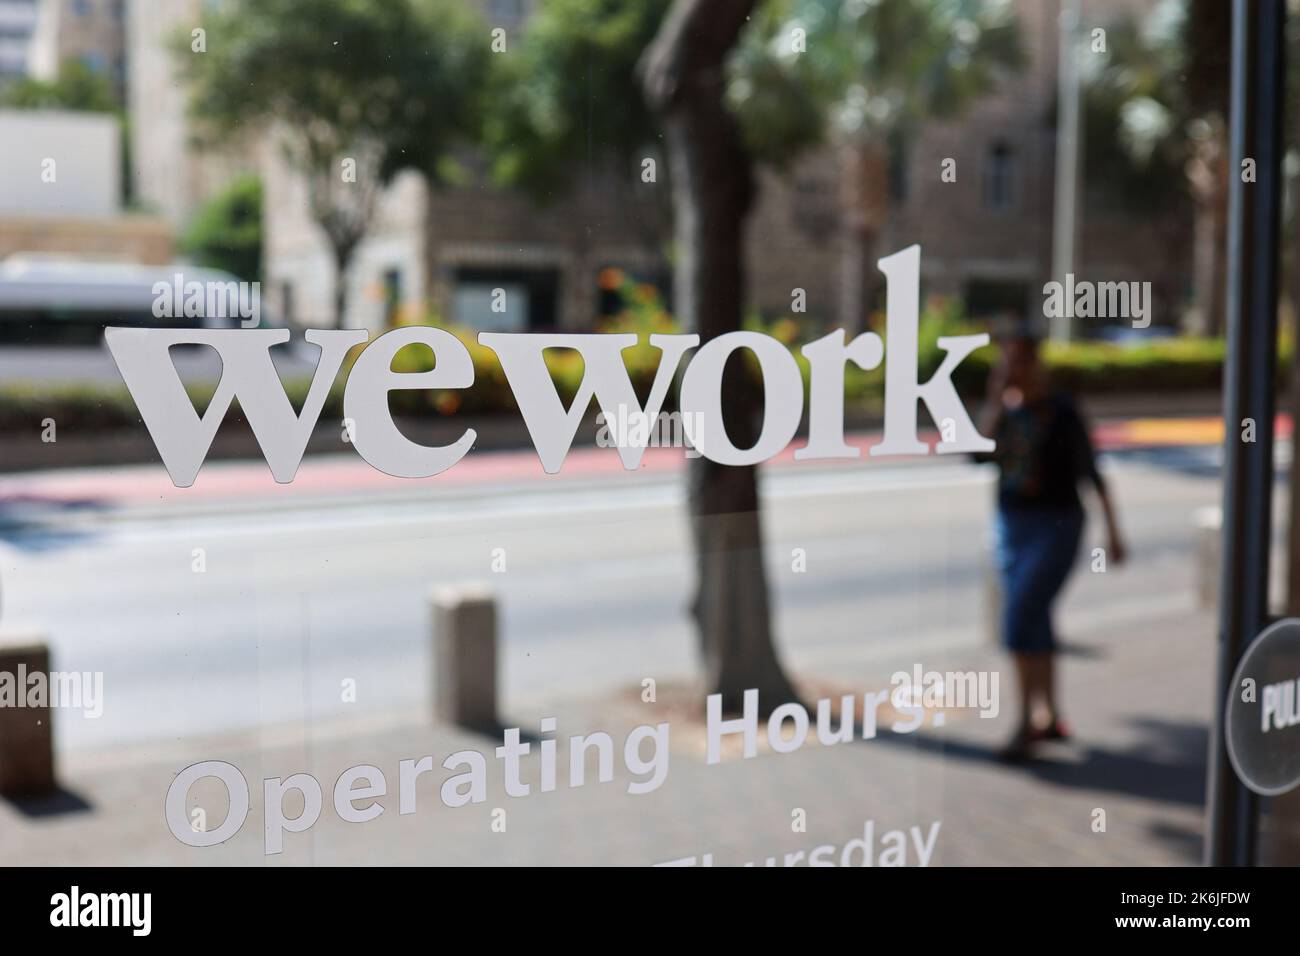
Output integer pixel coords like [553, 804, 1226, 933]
[0, 597, 1213, 866]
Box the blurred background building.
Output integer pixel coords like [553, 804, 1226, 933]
[0, 0, 1184, 334]
[0, 0, 38, 82]
[28, 0, 126, 101]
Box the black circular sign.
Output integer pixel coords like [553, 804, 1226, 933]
[1226, 617, 1300, 795]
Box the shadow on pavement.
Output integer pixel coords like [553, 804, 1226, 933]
[1023, 718, 1207, 808]
[875, 715, 1206, 806]
[861, 714, 1207, 861]
[4, 785, 93, 818]
[0, 496, 107, 552]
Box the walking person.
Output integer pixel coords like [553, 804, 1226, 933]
[977, 330, 1127, 761]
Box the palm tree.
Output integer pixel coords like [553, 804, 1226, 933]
[1082, 0, 1230, 334]
[727, 0, 1022, 331]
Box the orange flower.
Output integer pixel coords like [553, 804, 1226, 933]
[772, 317, 799, 344]
[598, 267, 626, 291]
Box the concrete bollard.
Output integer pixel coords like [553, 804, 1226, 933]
[1194, 506, 1222, 611]
[431, 583, 498, 731]
[0, 635, 56, 798]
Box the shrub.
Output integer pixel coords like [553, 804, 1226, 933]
[0, 287, 1240, 440]
[179, 174, 264, 283]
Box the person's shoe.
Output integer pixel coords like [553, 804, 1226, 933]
[997, 733, 1034, 763]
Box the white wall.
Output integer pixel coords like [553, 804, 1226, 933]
[0, 109, 120, 217]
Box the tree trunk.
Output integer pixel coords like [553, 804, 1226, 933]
[840, 142, 891, 335]
[331, 246, 351, 330]
[1190, 189, 1227, 336]
[642, 0, 798, 712]
[1187, 134, 1228, 336]
[304, 143, 377, 331]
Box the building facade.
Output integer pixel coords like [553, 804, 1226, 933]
[0, 0, 38, 81]
[134, 0, 1189, 336]
[28, 0, 126, 100]
[884, 0, 1190, 331]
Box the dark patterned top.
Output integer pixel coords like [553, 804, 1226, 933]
[988, 393, 1100, 512]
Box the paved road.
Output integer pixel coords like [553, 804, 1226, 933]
[0, 441, 1227, 753]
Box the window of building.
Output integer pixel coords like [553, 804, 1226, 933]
[984, 141, 1016, 210]
[964, 278, 1031, 323]
[382, 268, 402, 329]
[280, 280, 295, 326]
[487, 0, 524, 24]
[453, 266, 558, 332]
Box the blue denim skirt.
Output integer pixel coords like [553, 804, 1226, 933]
[995, 506, 1085, 653]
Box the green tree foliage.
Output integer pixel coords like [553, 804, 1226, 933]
[482, 0, 672, 200]
[1083, 0, 1233, 334]
[484, 0, 1020, 187]
[726, 0, 1021, 333]
[0, 59, 117, 112]
[182, 0, 486, 180]
[727, 0, 1022, 165]
[1083, 0, 1229, 214]
[178, 0, 489, 325]
[179, 174, 263, 282]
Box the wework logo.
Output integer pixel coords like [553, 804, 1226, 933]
[152, 272, 261, 329]
[107, 246, 993, 488]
